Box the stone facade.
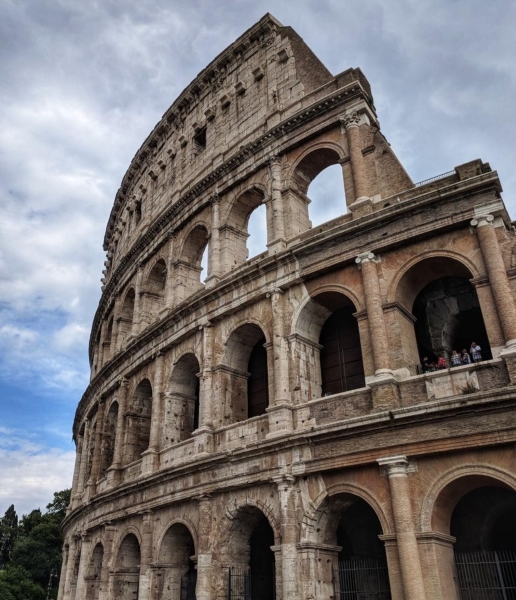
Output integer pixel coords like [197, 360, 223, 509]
[60, 14, 516, 600]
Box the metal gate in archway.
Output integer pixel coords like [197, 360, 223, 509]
[455, 551, 516, 599]
[333, 556, 391, 599]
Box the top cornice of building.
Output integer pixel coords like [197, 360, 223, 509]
[103, 13, 287, 249]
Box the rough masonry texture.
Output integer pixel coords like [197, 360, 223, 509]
[60, 14, 516, 600]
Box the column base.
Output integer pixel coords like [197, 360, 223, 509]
[192, 427, 214, 454]
[204, 275, 220, 289]
[266, 403, 294, 438]
[367, 374, 400, 410]
[349, 196, 373, 217]
[105, 464, 122, 486]
[267, 238, 287, 255]
[140, 448, 159, 475]
[500, 344, 516, 384]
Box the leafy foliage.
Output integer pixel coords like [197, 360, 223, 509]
[0, 489, 71, 600]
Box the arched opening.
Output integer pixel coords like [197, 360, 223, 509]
[142, 259, 167, 325]
[221, 324, 269, 424]
[177, 225, 209, 302]
[317, 494, 391, 600]
[200, 244, 209, 283]
[413, 277, 491, 368]
[156, 523, 196, 600]
[247, 204, 268, 260]
[104, 315, 114, 363]
[396, 257, 491, 371]
[85, 543, 103, 600]
[318, 293, 365, 394]
[292, 292, 366, 402]
[225, 507, 276, 600]
[118, 288, 135, 348]
[124, 379, 152, 464]
[85, 411, 98, 483]
[289, 148, 345, 237]
[114, 534, 140, 600]
[100, 401, 118, 475]
[70, 549, 81, 600]
[164, 354, 200, 446]
[307, 164, 346, 227]
[432, 476, 516, 599]
[223, 188, 266, 271]
[247, 337, 268, 418]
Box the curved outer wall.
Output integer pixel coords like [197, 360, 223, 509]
[61, 14, 516, 600]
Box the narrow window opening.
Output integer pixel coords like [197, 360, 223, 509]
[193, 126, 207, 153]
[307, 164, 345, 228]
[247, 204, 267, 259]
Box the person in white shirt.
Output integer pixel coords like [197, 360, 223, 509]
[470, 342, 482, 362]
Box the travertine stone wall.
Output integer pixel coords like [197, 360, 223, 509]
[61, 14, 516, 600]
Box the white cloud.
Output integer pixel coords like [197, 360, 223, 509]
[0, 427, 75, 516]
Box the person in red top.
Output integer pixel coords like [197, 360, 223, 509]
[437, 355, 447, 370]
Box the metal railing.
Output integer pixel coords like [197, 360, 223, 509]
[181, 570, 197, 600]
[417, 351, 488, 374]
[414, 170, 456, 187]
[333, 557, 391, 599]
[226, 567, 251, 600]
[455, 550, 516, 599]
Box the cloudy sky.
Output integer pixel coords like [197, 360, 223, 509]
[0, 0, 514, 516]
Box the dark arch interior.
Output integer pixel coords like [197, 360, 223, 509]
[451, 486, 516, 552]
[318, 293, 364, 394]
[335, 498, 390, 598]
[247, 337, 269, 418]
[158, 523, 196, 600]
[249, 514, 275, 600]
[125, 379, 152, 463]
[413, 276, 491, 363]
[337, 500, 384, 560]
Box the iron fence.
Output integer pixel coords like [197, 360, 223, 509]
[226, 566, 251, 600]
[333, 556, 391, 599]
[455, 550, 516, 599]
[180, 570, 197, 600]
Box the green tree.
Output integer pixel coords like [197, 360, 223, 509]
[0, 565, 46, 600]
[0, 504, 18, 567]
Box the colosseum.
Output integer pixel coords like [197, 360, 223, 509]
[60, 13, 516, 600]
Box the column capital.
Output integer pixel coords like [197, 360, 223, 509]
[471, 214, 494, 228]
[377, 454, 409, 476]
[268, 154, 282, 167]
[119, 377, 130, 388]
[339, 111, 361, 130]
[210, 192, 221, 205]
[271, 474, 296, 486]
[355, 251, 379, 267]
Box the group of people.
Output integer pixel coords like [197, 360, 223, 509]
[422, 342, 482, 372]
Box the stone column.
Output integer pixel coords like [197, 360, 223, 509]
[196, 495, 213, 600]
[98, 319, 107, 367]
[99, 525, 115, 600]
[341, 112, 371, 214]
[164, 234, 177, 308]
[356, 252, 390, 375]
[74, 418, 90, 504]
[57, 543, 69, 600]
[139, 511, 154, 600]
[377, 455, 426, 600]
[268, 156, 287, 253]
[142, 352, 165, 474]
[273, 475, 298, 600]
[194, 324, 215, 454]
[62, 536, 78, 600]
[111, 293, 121, 353]
[69, 434, 83, 509]
[132, 264, 144, 336]
[471, 215, 516, 348]
[267, 289, 293, 437]
[106, 378, 129, 485]
[206, 195, 221, 287]
[74, 534, 92, 600]
[87, 399, 106, 487]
